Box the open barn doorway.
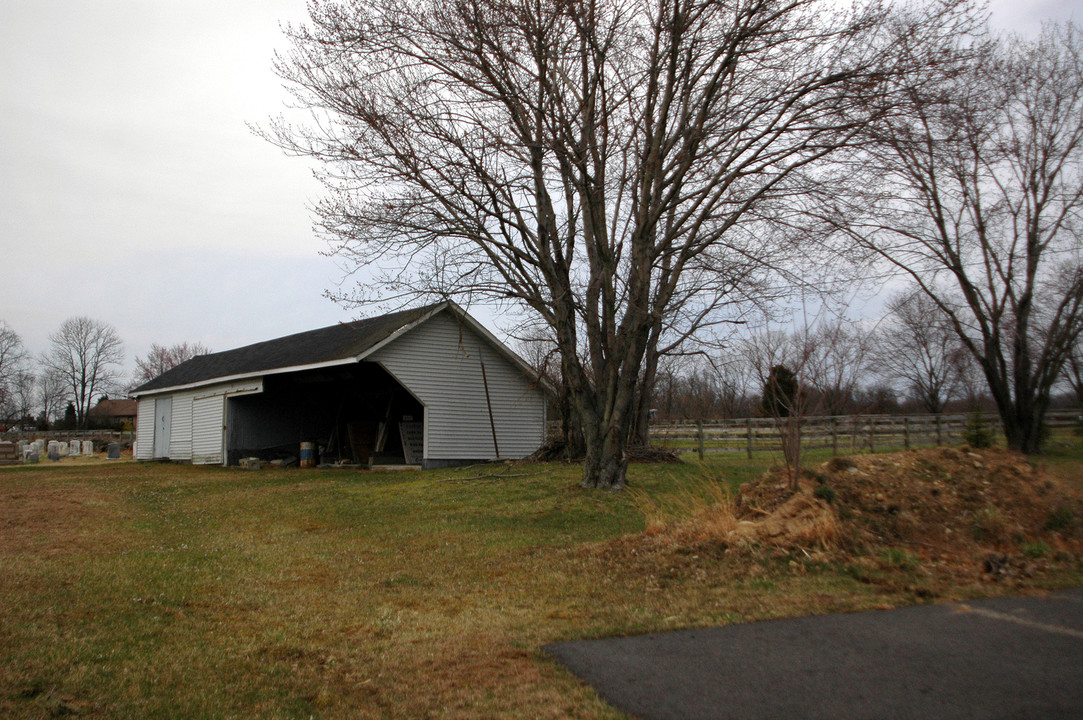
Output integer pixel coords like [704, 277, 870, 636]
[225, 362, 424, 467]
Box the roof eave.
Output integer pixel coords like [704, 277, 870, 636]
[128, 356, 361, 398]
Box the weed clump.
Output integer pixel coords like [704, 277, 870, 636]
[970, 507, 1009, 543]
[826, 457, 856, 473]
[1021, 541, 1049, 558]
[1045, 505, 1076, 532]
[881, 547, 920, 570]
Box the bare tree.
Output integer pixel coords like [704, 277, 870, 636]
[9, 370, 37, 425]
[834, 22, 1083, 453]
[873, 290, 971, 413]
[267, 0, 967, 488]
[740, 328, 797, 389]
[1067, 336, 1083, 406]
[665, 353, 756, 420]
[801, 317, 873, 416]
[515, 326, 585, 455]
[712, 353, 757, 419]
[42, 317, 124, 429]
[37, 368, 68, 427]
[0, 320, 28, 423]
[134, 342, 211, 384]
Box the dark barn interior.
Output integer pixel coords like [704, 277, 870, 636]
[225, 362, 424, 467]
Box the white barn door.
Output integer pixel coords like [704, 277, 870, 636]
[153, 397, 172, 458]
[192, 395, 225, 465]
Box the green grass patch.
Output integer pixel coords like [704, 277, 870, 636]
[1, 445, 1080, 719]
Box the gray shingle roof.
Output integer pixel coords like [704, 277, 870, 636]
[132, 303, 444, 394]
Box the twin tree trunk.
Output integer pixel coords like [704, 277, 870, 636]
[561, 348, 643, 490]
[554, 296, 656, 490]
[981, 359, 1051, 455]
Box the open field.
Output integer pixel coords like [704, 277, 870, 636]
[2, 439, 1082, 719]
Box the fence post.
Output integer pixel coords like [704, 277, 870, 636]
[832, 418, 839, 456]
[867, 418, 875, 453]
[904, 417, 910, 450]
[746, 418, 753, 459]
[697, 420, 705, 461]
[936, 415, 943, 446]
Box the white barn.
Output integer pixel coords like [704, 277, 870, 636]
[130, 303, 548, 468]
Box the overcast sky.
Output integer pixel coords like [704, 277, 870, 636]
[0, 0, 1078, 379]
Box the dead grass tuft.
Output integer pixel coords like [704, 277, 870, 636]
[631, 477, 838, 552]
[737, 483, 839, 549]
[631, 478, 738, 541]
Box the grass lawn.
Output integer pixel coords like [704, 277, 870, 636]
[1, 442, 1080, 719]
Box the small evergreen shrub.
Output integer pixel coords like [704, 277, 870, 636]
[964, 412, 994, 449]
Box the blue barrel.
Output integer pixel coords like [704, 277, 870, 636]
[300, 442, 315, 468]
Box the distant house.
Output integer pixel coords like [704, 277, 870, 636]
[129, 302, 548, 468]
[88, 398, 138, 428]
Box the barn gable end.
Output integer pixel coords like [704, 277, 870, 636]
[370, 310, 546, 463]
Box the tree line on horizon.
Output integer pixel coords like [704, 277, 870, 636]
[0, 317, 208, 431]
[520, 290, 1083, 427]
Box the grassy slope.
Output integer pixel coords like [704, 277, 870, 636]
[1, 444, 1079, 719]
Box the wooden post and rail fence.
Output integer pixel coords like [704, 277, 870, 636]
[650, 410, 1081, 459]
[548, 409, 1081, 460]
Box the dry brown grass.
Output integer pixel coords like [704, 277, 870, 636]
[0, 481, 131, 557]
[1, 447, 1080, 719]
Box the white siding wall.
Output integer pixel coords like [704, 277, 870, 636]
[168, 392, 195, 461]
[136, 379, 262, 465]
[371, 311, 546, 460]
[135, 398, 155, 460]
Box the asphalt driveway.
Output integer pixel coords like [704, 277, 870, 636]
[544, 588, 1083, 720]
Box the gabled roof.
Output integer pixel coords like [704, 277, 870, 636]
[131, 303, 445, 396]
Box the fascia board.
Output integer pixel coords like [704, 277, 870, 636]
[128, 356, 360, 398]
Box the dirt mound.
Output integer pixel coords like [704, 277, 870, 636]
[737, 447, 1081, 558]
[617, 447, 1082, 586]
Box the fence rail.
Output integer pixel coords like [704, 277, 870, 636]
[545, 409, 1079, 457]
[645, 409, 1080, 457]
